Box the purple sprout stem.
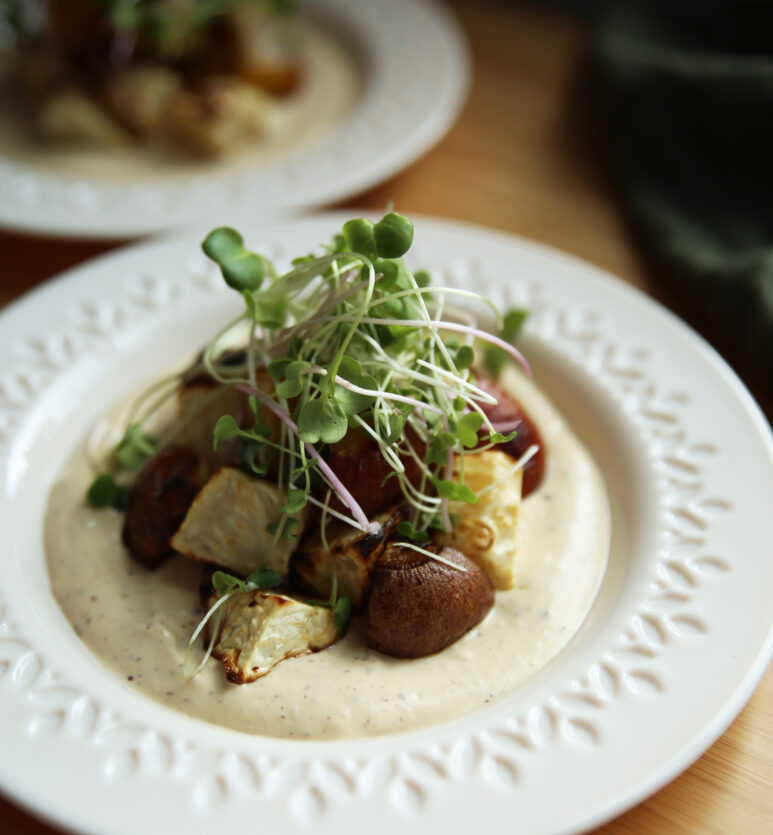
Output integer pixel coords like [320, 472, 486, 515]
[237, 384, 379, 534]
[491, 419, 522, 433]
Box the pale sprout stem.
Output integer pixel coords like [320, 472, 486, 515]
[353, 415, 405, 473]
[354, 334, 480, 402]
[271, 279, 367, 354]
[306, 494, 365, 531]
[184, 591, 234, 678]
[393, 542, 468, 573]
[203, 311, 251, 383]
[126, 371, 183, 430]
[306, 365, 446, 420]
[396, 479, 442, 514]
[491, 419, 521, 434]
[320, 490, 332, 553]
[326, 316, 531, 375]
[440, 447, 454, 532]
[414, 359, 498, 404]
[376, 286, 500, 323]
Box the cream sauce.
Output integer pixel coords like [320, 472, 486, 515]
[45, 369, 610, 739]
[0, 23, 359, 180]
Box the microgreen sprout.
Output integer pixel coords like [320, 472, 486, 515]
[114, 424, 157, 470]
[185, 211, 532, 540]
[392, 541, 469, 573]
[86, 474, 130, 511]
[184, 566, 286, 677]
[304, 567, 354, 636]
[86, 210, 534, 680]
[483, 308, 529, 378]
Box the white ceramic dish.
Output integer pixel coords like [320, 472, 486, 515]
[1, 214, 772, 835]
[0, 0, 469, 239]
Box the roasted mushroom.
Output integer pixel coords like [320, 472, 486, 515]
[476, 375, 545, 496]
[122, 445, 202, 569]
[366, 543, 494, 658]
[325, 427, 424, 517]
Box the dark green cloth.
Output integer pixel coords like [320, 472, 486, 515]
[594, 0, 773, 376]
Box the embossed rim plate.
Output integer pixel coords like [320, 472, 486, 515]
[1, 213, 772, 835]
[0, 0, 469, 239]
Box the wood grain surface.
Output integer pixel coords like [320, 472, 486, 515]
[0, 1, 770, 833]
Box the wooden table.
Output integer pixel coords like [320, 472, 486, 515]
[1, 2, 770, 832]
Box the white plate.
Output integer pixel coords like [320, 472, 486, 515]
[0, 0, 468, 239]
[1, 214, 772, 835]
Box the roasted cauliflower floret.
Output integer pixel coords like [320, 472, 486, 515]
[38, 89, 130, 146]
[208, 590, 338, 683]
[434, 450, 523, 589]
[171, 467, 308, 578]
[161, 78, 272, 156]
[290, 506, 403, 607]
[104, 65, 181, 135]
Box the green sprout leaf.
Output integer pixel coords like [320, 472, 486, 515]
[374, 259, 400, 290]
[455, 344, 475, 370]
[282, 488, 308, 514]
[114, 425, 157, 470]
[245, 568, 283, 589]
[333, 596, 354, 636]
[436, 480, 479, 503]
[373, 212, 414, 259]
[276, 377, 303, 398]
[414, 269, 431, 288]
[333, 356, 378, 415]
[487, 430, 518, 444]
[86, 473, 130, 511]
[202, 227, 265, 292]
[296, 398, 348, 444]
[240, 440, 269, 476]
[342, 218, 377, 259]
[212, 570, 244, 596]
[268, 358, 292, 379]
[385, 412, 409, 444]
[213, 414, 240, 451]
[483, 308, 529, 378]
[267, 517, 299, 540]
[426, 432, 456, 466]
[396, 521, 430, 542]
[275, 359, 310, 399]
[246, 296, 287, 329]
[458, 412, 483, 448]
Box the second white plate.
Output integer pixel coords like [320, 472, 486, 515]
[0, 0, 469, 238]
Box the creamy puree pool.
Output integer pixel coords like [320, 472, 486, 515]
[45, 368, 610, 740]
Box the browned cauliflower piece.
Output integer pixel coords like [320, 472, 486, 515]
[161, 78, 272, 156]
[433, 450, 523, 589]
[209, 589, 338, 683]
[171, 467, 308, 578]
[290, 506, 403, 607]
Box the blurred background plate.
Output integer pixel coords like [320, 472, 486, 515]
[0, 0, 469, 239]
